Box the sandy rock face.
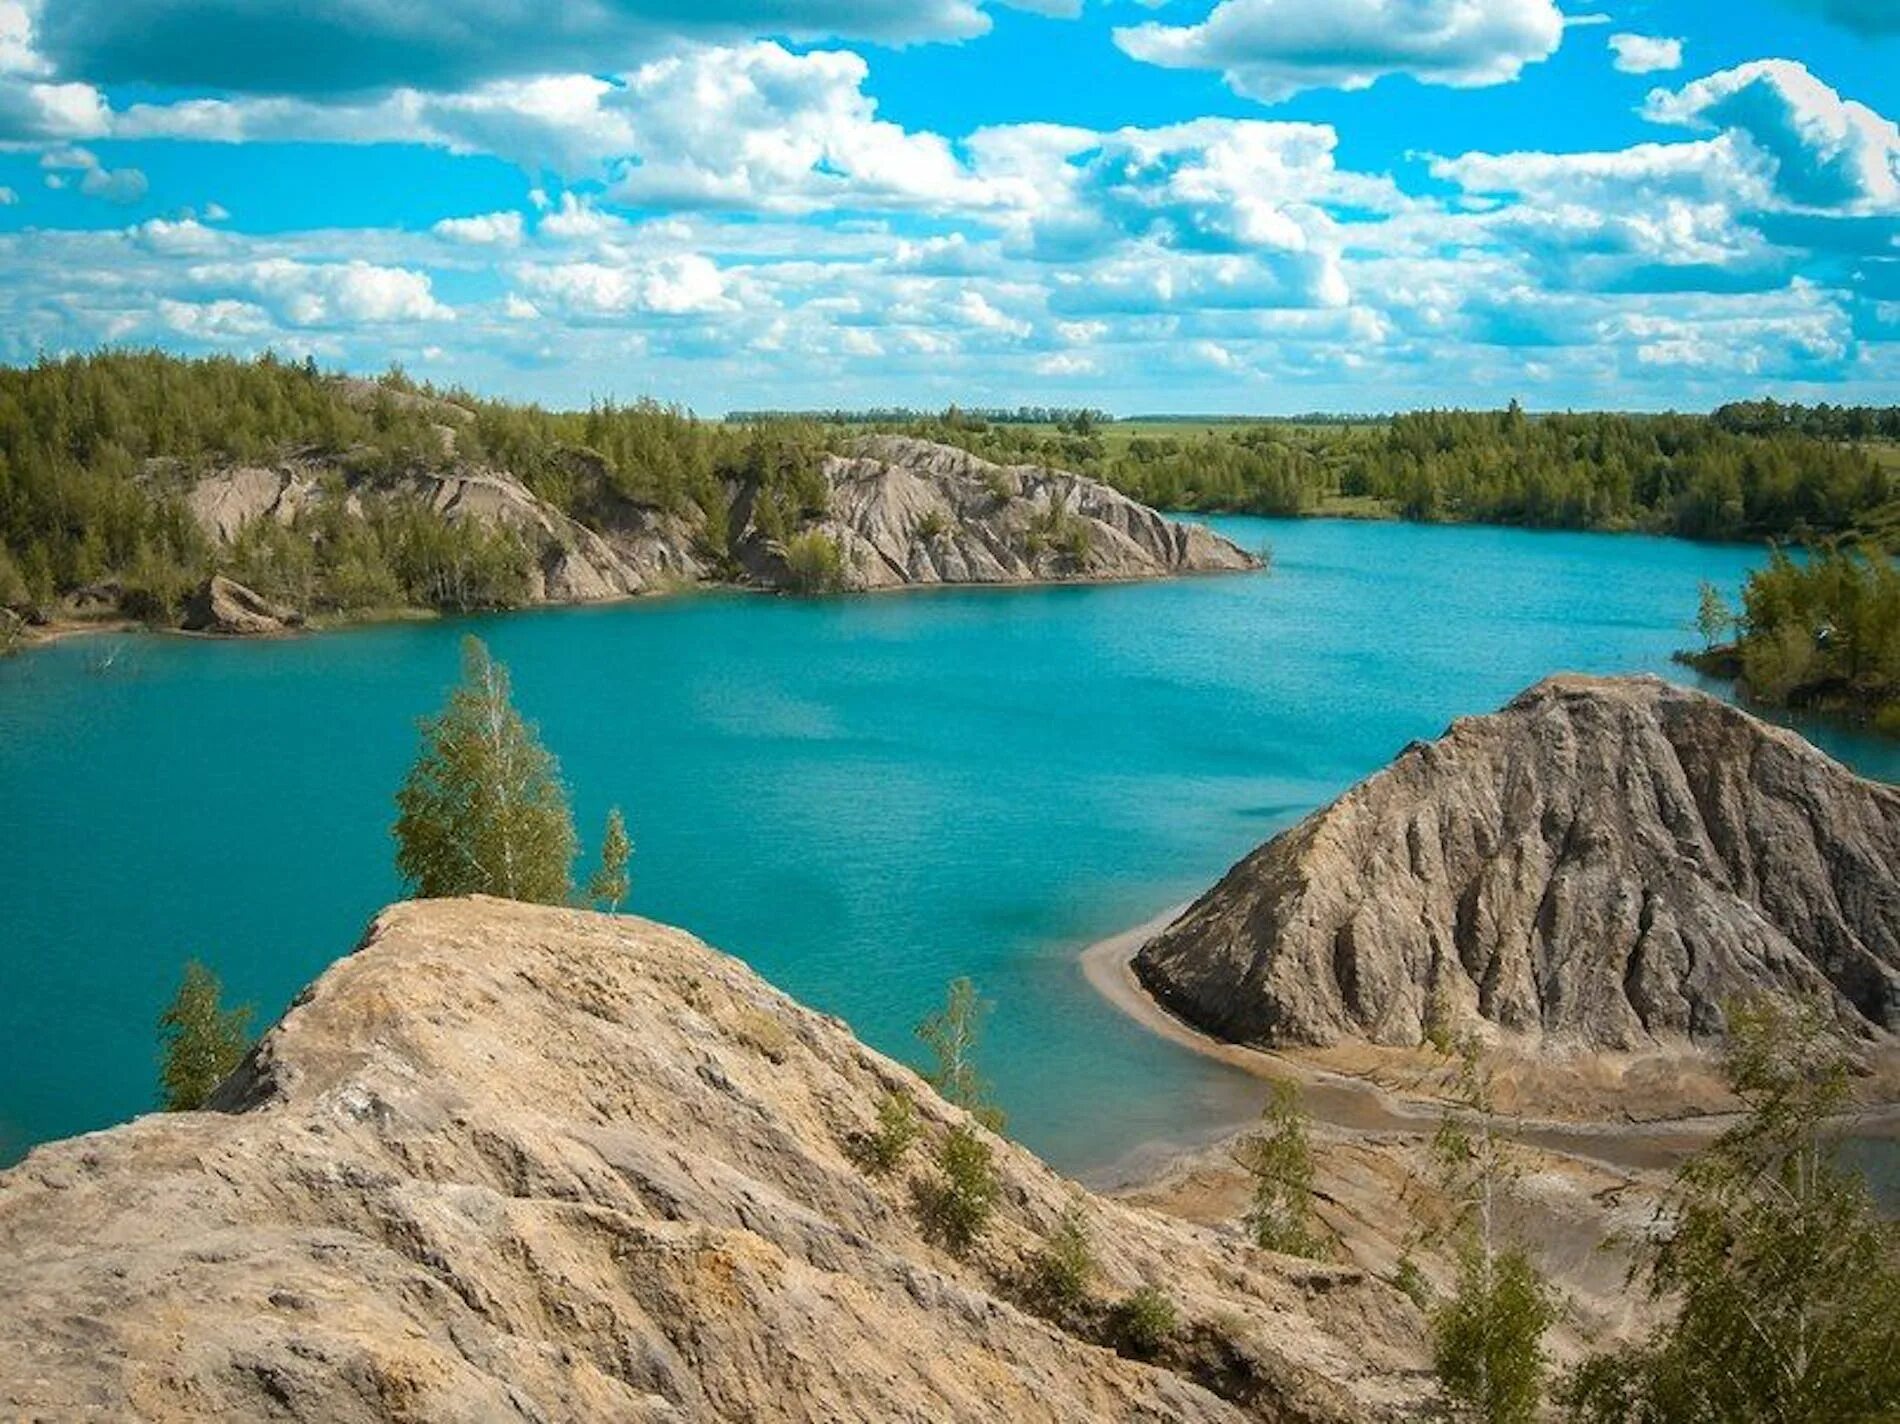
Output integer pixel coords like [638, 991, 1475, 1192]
[180, 574, 303, 635]
[1136, 676, 1900, 1053]
[0, 898, 1422, 1423]
[739, 436, 1258, 592]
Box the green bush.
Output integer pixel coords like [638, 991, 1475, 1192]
[1433, 1246, 1555, 1424]
[1109, 1285, 1178, 1360]
[783, 530, 846, 594]
[917, 1123, 998, 1254]
[855, 1092, 921, 1175]
[1028, 1199, 1096, 1315]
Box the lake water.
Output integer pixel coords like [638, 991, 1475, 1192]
[3, 517, 1897, 1184]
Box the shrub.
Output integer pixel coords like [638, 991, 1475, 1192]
[157, 960, 253, 1111]
[917, 1123, 998, 1253]
[1110, 1285, 1178, 1360]
[783, 530, 845, 594]
[856, 1092, 922, 1175]
[1028, 1199, 1096, 1316]
[1238, 1078, 1324, 1259]
[915, 508, 951, 543]
[1433, 1245, 1554, 1424]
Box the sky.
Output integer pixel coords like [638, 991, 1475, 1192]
[0, 0, 1893, 414]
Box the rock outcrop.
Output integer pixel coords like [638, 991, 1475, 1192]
[1135, 675, 1900, 1054]
[738, 436, 1257, 592]
[175, 430, 1254, 623]
[0, 898, 1422, 1423]
[180, 574, 303, 636]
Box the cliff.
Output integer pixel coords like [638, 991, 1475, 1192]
[0, 898, 1421, 1422]
[169, 418, 1254, 629]
[1134, 675, 1900, 1054]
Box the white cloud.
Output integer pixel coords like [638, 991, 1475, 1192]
[515, 255, 736, 318]
[1113, 0, 1565, 103]
[432, 210, 525, 246]
[1608, 33, 1682, 74]
[39, 145, 146, 203]
[1644, 60, 1900, 213]
[186, 258, 454, 326]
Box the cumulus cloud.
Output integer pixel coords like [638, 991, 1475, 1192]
[35, 0, 1009, 96]
[1608, 33, 1682, 74]
[515, 255, 736, 318]
[0, 2, 106, 140]
[432, 210, 525, 246]
[41, 145, 147, 203]
[1112, 0, 1565, 103]
[186, 258, 453, 326]
[1645, 60, 1900, 212]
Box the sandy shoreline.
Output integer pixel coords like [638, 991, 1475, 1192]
[1079, 905, 1900, 1188]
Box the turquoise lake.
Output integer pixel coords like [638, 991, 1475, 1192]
[4, 516, 1898, 1179]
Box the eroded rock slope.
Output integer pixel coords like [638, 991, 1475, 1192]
[1135, 675, 1900, 1053]
[0, 898, 1420, 1423]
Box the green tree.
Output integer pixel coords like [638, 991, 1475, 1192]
[1696, 579, 1735, 648]
[1429, 1036, 1555, 1424]
[587, 806, 632, 911]
[1237, 1078, 1325, 1258]
[916, 977, 1005, 1130]
[157, 960, 253, 1111]
[1561, 997, 1900, 1424]
[918, 1122, 999, 1254]
[393, 635, 576, 903]
[855, 1091, 922, 1175]
[1029, 1197, 1097, 1315]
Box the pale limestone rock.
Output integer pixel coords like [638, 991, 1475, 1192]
[0, 899, 1424, 1422]
[1136, 676, 1900, 1053]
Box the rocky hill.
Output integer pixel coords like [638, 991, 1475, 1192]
[1134, 675, 1900, 1054]
[0, 898, 1421, 1422]
[164, 416, 1254, 629]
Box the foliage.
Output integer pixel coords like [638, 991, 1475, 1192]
[782, 530, 846, 594]
[1716, 546, 1900, 730]
[1237, 1078, 1325, 1258]
[1109, 1285, 1178, 1360]
[1434, 1244, 1557, 1424]
[587, 806, 632, 911]
[1427, 1036, 1555, 1423]
[883, 406, 1897, 542]
[1393, 1253, 1432, 1310]
[855, 1091, 922, 1175]
[392, 635, 577, 904]
[157, 960, 253, 1111]
[1695, 580, 1735, 649]
[1028, 1198, 1097, 1315]
[1560, 997, 1900, 1424]
[916, 976, 1005, 1130]
[917, 1122, 999, 1253]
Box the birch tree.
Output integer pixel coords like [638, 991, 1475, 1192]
[393, 635, 576, 904]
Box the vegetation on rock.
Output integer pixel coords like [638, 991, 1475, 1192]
[587, 806, 632, 912]
[917, 1122, 999, 1254]
[1236, 1079, 1325, 1259]
[916, 976, 1005, 1130]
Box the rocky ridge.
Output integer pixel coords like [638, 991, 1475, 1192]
[0, 897, 1422, 1423]
[169, 419, 1254, 628]
[1134, 675, 1900, 1055]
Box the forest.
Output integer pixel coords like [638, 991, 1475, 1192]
[883, 402, 1898, 544]
[1, 351, 1895, 644]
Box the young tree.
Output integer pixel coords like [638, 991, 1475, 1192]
[587, 806, 632, 912]
[918, 1123, 999, 1254]
[157, 960, 253, 1111]
[393, 635, 576, 904]
[916, 976, 1005, 1130]
[1562, 997, 1900, 1424]
[1237, 1078, 1325, 1258]
[1029, 1196, 1098, 1316]
[1696, 579, 1735, 649]
[1430, 1036, 1555, 1424]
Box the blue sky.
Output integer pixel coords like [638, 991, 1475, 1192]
[0, 0, 1892, 414]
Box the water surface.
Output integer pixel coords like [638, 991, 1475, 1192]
[3, 517, 1895, 1180]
